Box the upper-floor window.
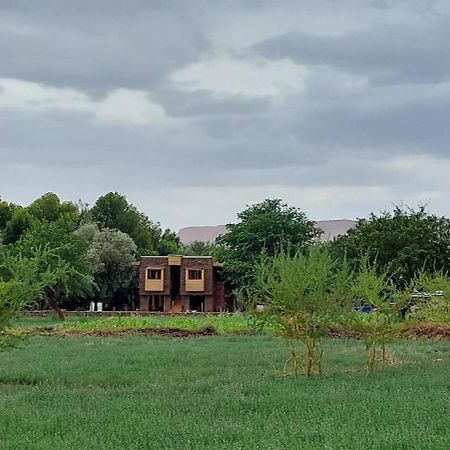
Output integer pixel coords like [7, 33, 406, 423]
[188, 269, 203, 280]
[147, 268, 162, 280]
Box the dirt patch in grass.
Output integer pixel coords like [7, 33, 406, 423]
[29, 326, 217, 338]
[21, 322, 450, 340]
[401, 323, 450, 340]
[329, 323, 450, 340]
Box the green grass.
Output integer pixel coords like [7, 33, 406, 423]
[11, 313, 254, 335]
[1, 335, 450, 449]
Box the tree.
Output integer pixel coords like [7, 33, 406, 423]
[216, 199, 319, 291]
[0, 251, 56, 347]
[11, 219, 95, 319]
[182, 240, 216, 256]
[28, 192, 79, 223]
[342, 256, 409, 374]
[2, 208, 34, 244]
[253, 247, 352, 376]
[157, 229, 182, 256]
[90, 192, 162, 255]
[329, 205, 450, 285]
[77, 224, 137, 308]
[0, 200, 14, 231]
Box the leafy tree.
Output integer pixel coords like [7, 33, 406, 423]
[0, 251, 55, 347]
[11, 219, 95, 319]
[253, 247, 352, 376]
[0, 200, 14, 231]
[342, 257, 409, 374]
[157, 229, 182, 256]
[90, 192, 162, 255]
[77, 224, 137, 308]
[329, 205, 450, 284]
[182, 240, 216, 256]
[28, 192, 79, 223]
[216, 199, 319, 291]
[2, 208, 34, 244]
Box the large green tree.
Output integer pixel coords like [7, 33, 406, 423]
[2, 208, 34, 245]
[10, 219, 95, 319]
[77, 224, 137, 308]
[90, 192, 167, 255]
[216, 199, 319, 291]
[329, 205, 450, 284]
[28, 192, 79, 223]
[0, 200, 14, 231]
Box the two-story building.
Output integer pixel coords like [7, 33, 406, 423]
[139, 255, 227, 313]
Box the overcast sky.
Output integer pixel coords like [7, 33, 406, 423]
[1, 0, 450, 231]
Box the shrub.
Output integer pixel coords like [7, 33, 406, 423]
[253, 247, 352, 376]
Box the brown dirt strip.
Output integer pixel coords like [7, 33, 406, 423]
[21, 322, 450, 340]
[28, 326, 217, 338]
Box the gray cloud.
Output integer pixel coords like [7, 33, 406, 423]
[255, 21, 450, 85]
[1, 1, 450, 229]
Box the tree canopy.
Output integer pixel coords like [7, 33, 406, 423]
[90, 192, 181, 256]
[216, 199, 319, 290]
[329, 205, 450, 284]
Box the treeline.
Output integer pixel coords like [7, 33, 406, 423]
[0, 192, 187, 317]
[211, 199, 450, 375]
[2, 194, 450, 322]
[213, 199, 450, 295]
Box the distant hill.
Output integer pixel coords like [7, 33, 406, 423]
[178, 220, 357, 244]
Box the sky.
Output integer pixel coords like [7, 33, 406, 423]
[1, 0, 450, 231]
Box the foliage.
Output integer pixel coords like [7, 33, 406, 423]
[28, 192, 79, 223]
[253, 247, 352, 376]
[330, 205, 450, 285]
[157, 229, 182, 256]
[0, 252, 49, 348]
[2, 208, 34, 244]
[342, 257, 408, 374]
[216, 199, 319, 291]
[10, 220, 95, 318]
[410, 270, 450, 323]
[77, 225, 137, 308]
[90, 192, 163, 255]
[0, 200, 14, 231]
[182, 240, 216, 256]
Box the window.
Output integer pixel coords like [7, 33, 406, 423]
[147, 269, 162, 280]
[188, 269, 203, 280]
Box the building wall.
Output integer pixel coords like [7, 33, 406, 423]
[180, 258, 214, 296]
[139, 257, 171, 296]
[139, 256, 223, 312]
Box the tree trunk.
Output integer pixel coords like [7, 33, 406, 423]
[46, 289, 65, 321]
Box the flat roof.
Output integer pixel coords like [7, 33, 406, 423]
[140, 255, 213, 259]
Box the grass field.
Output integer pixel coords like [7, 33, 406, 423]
[1, 333, 450, 449]
[11, 313, 254, 335]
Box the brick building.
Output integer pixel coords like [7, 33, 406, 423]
[139, 255, 228, 312]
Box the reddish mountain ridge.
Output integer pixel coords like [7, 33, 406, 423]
[178, 220, 357, 244]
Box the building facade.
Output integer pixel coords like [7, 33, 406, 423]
[139, 255, 227, 312]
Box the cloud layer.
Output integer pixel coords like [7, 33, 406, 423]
[1, 0, 450, 229]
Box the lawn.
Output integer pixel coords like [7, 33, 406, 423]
[1, 334, 450, 449]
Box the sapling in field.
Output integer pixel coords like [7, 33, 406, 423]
[254, 247, 352, 377]
[411, 270, 450, 324]
[345, 257, 408, 374]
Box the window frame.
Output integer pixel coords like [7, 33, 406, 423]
[187, 269, 203, 280]
[146, 268, 162, 280]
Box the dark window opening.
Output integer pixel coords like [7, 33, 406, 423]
[188, 269, 203, 280]
[189, 295, 205, 312]
[150, 295, 164, 312]
[170, 265, 181, 298]
[147, 269, 162, 280]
